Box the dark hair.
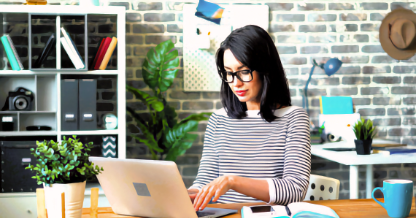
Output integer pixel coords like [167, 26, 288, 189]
[216, 25, 291, 122]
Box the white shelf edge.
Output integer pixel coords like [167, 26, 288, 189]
[0, 5, 125, 14]
[0, 70, 120, 75]
[61, 130, 120, 135]
[19, 111, 56, 114]
[0, 111, 56, 114]
[0, 131, 57, 136]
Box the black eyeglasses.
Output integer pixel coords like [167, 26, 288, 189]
[218, 69, 254, 83]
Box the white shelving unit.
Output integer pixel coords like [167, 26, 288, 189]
[0, 5, 126, 218]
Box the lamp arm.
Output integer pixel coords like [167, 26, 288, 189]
[303, 65, 316, 116]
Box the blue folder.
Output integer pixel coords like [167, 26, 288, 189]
[320, 96, 353, 114]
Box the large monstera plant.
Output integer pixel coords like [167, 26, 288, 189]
[127, 40, 211, 161]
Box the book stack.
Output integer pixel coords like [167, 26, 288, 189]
[0, 35, 24, 71]
[89, 36, 118, 70]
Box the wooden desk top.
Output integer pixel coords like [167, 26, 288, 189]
[82, 198, 416, 218]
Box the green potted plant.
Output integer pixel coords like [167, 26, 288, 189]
[352, 118, 377, 155]
[127, 40, 211, 161]
[25, 136, 103, 218]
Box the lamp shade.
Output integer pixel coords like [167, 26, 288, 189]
[323, 58, 342, 76]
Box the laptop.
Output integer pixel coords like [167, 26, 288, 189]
[89, 157, 237, 218]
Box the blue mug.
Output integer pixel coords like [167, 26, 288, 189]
[372, 179, 413, 218]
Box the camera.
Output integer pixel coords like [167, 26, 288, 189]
[1, 87, 34, 111]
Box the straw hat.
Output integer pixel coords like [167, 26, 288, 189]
[380, 8, 416, 60]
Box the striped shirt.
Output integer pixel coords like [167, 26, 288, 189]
[189, 106, 311, 205]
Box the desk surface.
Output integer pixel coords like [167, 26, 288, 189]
[312, 139, 416, 165]
[81, 198, 416, 218]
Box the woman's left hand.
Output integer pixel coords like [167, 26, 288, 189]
[193, 175, 236, 211]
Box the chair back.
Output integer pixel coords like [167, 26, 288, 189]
[304, 174, 340, 201]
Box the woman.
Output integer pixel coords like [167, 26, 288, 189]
[188, 25, 311, 211]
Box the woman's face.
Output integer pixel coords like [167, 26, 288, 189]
[223, 49, 262, 109]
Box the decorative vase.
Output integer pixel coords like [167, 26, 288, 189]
[354, 139, 372, 155]
[43, 181, 86, 218]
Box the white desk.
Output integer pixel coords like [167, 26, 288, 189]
[311, 139, 416, 199]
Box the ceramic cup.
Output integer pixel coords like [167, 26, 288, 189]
[372, 179, 413, 218]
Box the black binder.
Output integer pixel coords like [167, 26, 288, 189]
[61, 79, 78, 130]
[79, 79, 97, 130]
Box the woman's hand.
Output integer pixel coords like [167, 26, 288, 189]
[193, 175, 235, 211]
[188, 189, 199, 203]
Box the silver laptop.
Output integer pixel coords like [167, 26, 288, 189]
[89, 157, 237, 218]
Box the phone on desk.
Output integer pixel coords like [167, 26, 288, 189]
[241, 205, 287, 218]
[241, 203, 339, 218]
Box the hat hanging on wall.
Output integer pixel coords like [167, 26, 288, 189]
[380, 8, 416, 60]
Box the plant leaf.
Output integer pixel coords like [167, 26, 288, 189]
[126, 85, 164, 112]
[164, 120, 199, 149]
[142, 40, 179, 92]
[180, 112, 211, 124]
[165, 133, 198, 161]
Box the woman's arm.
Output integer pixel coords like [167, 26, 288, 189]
[193, 175, 270, 211]
[268, 109, 311, 205]
[188, 114, 220, 190]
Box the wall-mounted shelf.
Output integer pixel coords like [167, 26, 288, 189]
[61, 130, 119, 136]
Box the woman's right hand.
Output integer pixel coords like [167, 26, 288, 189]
[188, 189, 199, 203]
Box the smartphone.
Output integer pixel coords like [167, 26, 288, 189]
[250, 205, 274, 213]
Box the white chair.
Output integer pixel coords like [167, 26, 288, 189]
[304, 174, 340, 201]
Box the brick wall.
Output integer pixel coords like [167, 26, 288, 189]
[2, 0, 416, 199]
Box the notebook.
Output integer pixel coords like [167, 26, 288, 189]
[94, 37, 112, 70]
[33, 34, 55, 68]
[6, 35, 24, 70]
[60, 37, 80, 69]
[0, 35, 20, 70]
[373, 147, 416, 155]
[60, 27, 84, 69]
[242, 202, 339, 218]
[89, 38, 105, 70]
[99, 36, 117, 70]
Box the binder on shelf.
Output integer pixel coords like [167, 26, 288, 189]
[33, 34, 55, 68]
[61, 79, 79, 131]
[79, 79, 97, 130]
[6, 35, 24, 70]
[90, 38, 105, 70]
[60, 27, 84, 69]
[94, 37, 112, 70]
[99, 36, 117, 70]
[0, 35, 20, 71]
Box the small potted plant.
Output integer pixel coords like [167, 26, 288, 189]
[352, 118, 377, 155]
[26, 136, 103, 218]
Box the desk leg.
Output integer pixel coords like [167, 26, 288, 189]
[350, 165, 359, 199]
[366, 164, 373, 199]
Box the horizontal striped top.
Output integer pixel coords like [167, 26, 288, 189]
[189, 106, 311, 205]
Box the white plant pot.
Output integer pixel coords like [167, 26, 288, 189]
[43, 181, 86, 218]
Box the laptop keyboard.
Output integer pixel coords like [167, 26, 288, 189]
[196, 211, 216, 217]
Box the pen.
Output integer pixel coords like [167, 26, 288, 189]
[285, 206, 291, 216]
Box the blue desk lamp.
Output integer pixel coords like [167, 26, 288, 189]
[303, 58, 343, 115]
